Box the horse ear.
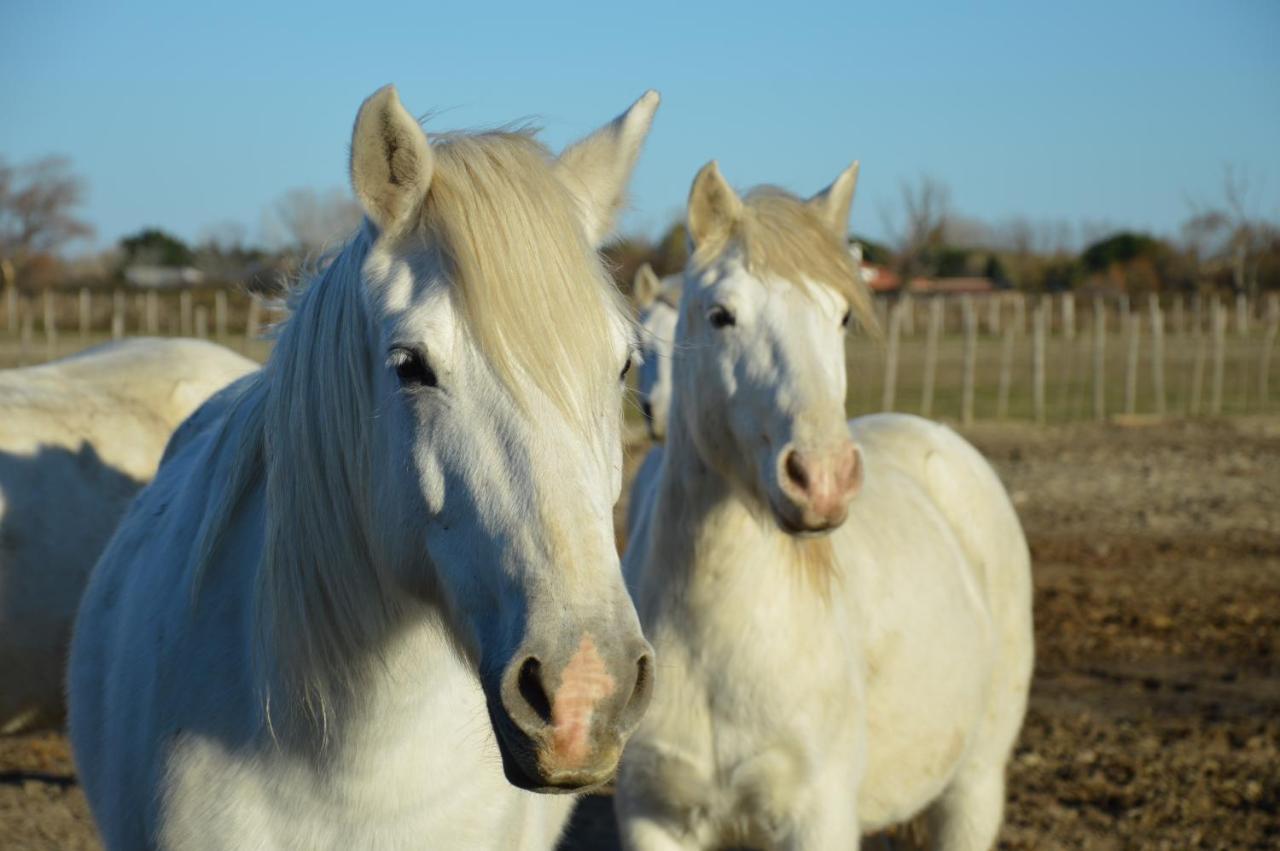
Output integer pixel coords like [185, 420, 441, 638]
[350, 85, 434, 233]
[686, 161, 742, 251]
[807, 161, 860, 237]
[556, 90, 661, 247]
[633, 263, 662, 308]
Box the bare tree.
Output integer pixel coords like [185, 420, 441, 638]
[1184, 165, 1271, 296]
[263, 188, 362, 258]
[941, 214, 991, 249]
[0, 156, 94, 288]
[199, 220, 249, 254]
[880, 175, 950, 280]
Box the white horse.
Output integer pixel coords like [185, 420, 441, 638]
[616, 161, 1034, 850]
[625, 263, 681, 543]
[0, 337, 256, 733]
[632, 262, 681, 442]
[69, 85, 660, 850]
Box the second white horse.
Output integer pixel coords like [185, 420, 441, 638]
[617, 161, 1034, 850]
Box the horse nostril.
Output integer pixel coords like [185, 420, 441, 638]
[516, 657, 552, 725]
[783, 449, 810, 494]
[620, 651, 655, 727]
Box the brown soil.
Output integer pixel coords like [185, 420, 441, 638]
[4, 418, 1278, 849]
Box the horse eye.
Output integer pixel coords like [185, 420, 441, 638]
[389, 347, 438, 389]
[841, 310, 851, 329]
[708, 305, 736, 329]
[620, 355, 633, 380]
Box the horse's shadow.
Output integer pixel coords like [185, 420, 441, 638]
[0, 440, 146, 582]
[0, 441, 145, 734]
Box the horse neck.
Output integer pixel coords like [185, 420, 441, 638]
[646, 399, 789, 586]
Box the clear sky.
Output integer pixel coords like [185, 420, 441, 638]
[3, 0, 1278, 254]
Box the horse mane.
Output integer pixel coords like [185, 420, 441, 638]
[192, 129, 627, 738]
[423, 130, 625, 434]
[691, 187, 879, 335]
[790, 535, 837, 599]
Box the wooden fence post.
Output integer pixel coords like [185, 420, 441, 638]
[1092, 297, 1106, 420]
[901, 293, 915, 337]
[4, 286, 15, 337]
[1210, 298, 1225, 415]
[997, 325, 1015, 420]
[1235, 292, 1249, 337]
[146, 290, 159, 335]
[1172, 296, 1185, 339]
[195, 305, 209, 339]
[1032, 301, 1046, 423]
[215, 289, 229, 338]
[1013, 293, 1026, 336]
[79, 288, 92, 340]
[19, 298, 34, 365]
[921, 297, 943, 418]
[986, 294, 1000, 337]
[112, 290, 126, 340]
[961, 296, 977, 425]
[1061, 292, 1075, 341]
[882, 299, 902, 412]
[1124, 312, 1141, 416]
[1149, 295, 1165, 416]
[43, 289, 58, 358]
[179, 289, 194, 337]
[1, 258, 15, 336]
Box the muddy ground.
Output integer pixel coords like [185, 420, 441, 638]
[3, 417, 1277, 849]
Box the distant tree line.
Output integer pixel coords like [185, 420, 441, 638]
[3, 153, 1278, 301]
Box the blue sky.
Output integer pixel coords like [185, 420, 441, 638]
[2, 0, 1278, 254]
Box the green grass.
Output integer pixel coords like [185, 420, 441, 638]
[5, 327, 1276, 425]
[845, 329, 1279, 423]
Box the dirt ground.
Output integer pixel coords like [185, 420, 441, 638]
[2, 417, 1277, 849]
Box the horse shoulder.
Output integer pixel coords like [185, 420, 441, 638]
[70, 407, 259, 817]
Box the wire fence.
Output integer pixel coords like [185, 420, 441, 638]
[0, 285, 282, 367]
[3, 286, 1278, 424]
[848, 291, 1280, 423]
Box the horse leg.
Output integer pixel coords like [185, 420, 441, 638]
[925, 759, 1006, 851]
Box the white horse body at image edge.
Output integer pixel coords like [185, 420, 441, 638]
[0, 338, 257, 732]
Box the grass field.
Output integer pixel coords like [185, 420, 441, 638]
[844, 329, 1278, 423]
[2, 325, 1276, 425]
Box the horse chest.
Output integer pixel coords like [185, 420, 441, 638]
[634, 555, 861, 837]
[159, 709, 567, 850]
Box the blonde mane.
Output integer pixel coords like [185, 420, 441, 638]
[692, 187, 878, 335]
[188, 130, 627, 735]
[423, 131, 625, 432]
[791, 534, 837, 599]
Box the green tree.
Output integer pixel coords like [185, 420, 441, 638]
[850, 234, 894, 266]
[119, 228, 194, 267]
